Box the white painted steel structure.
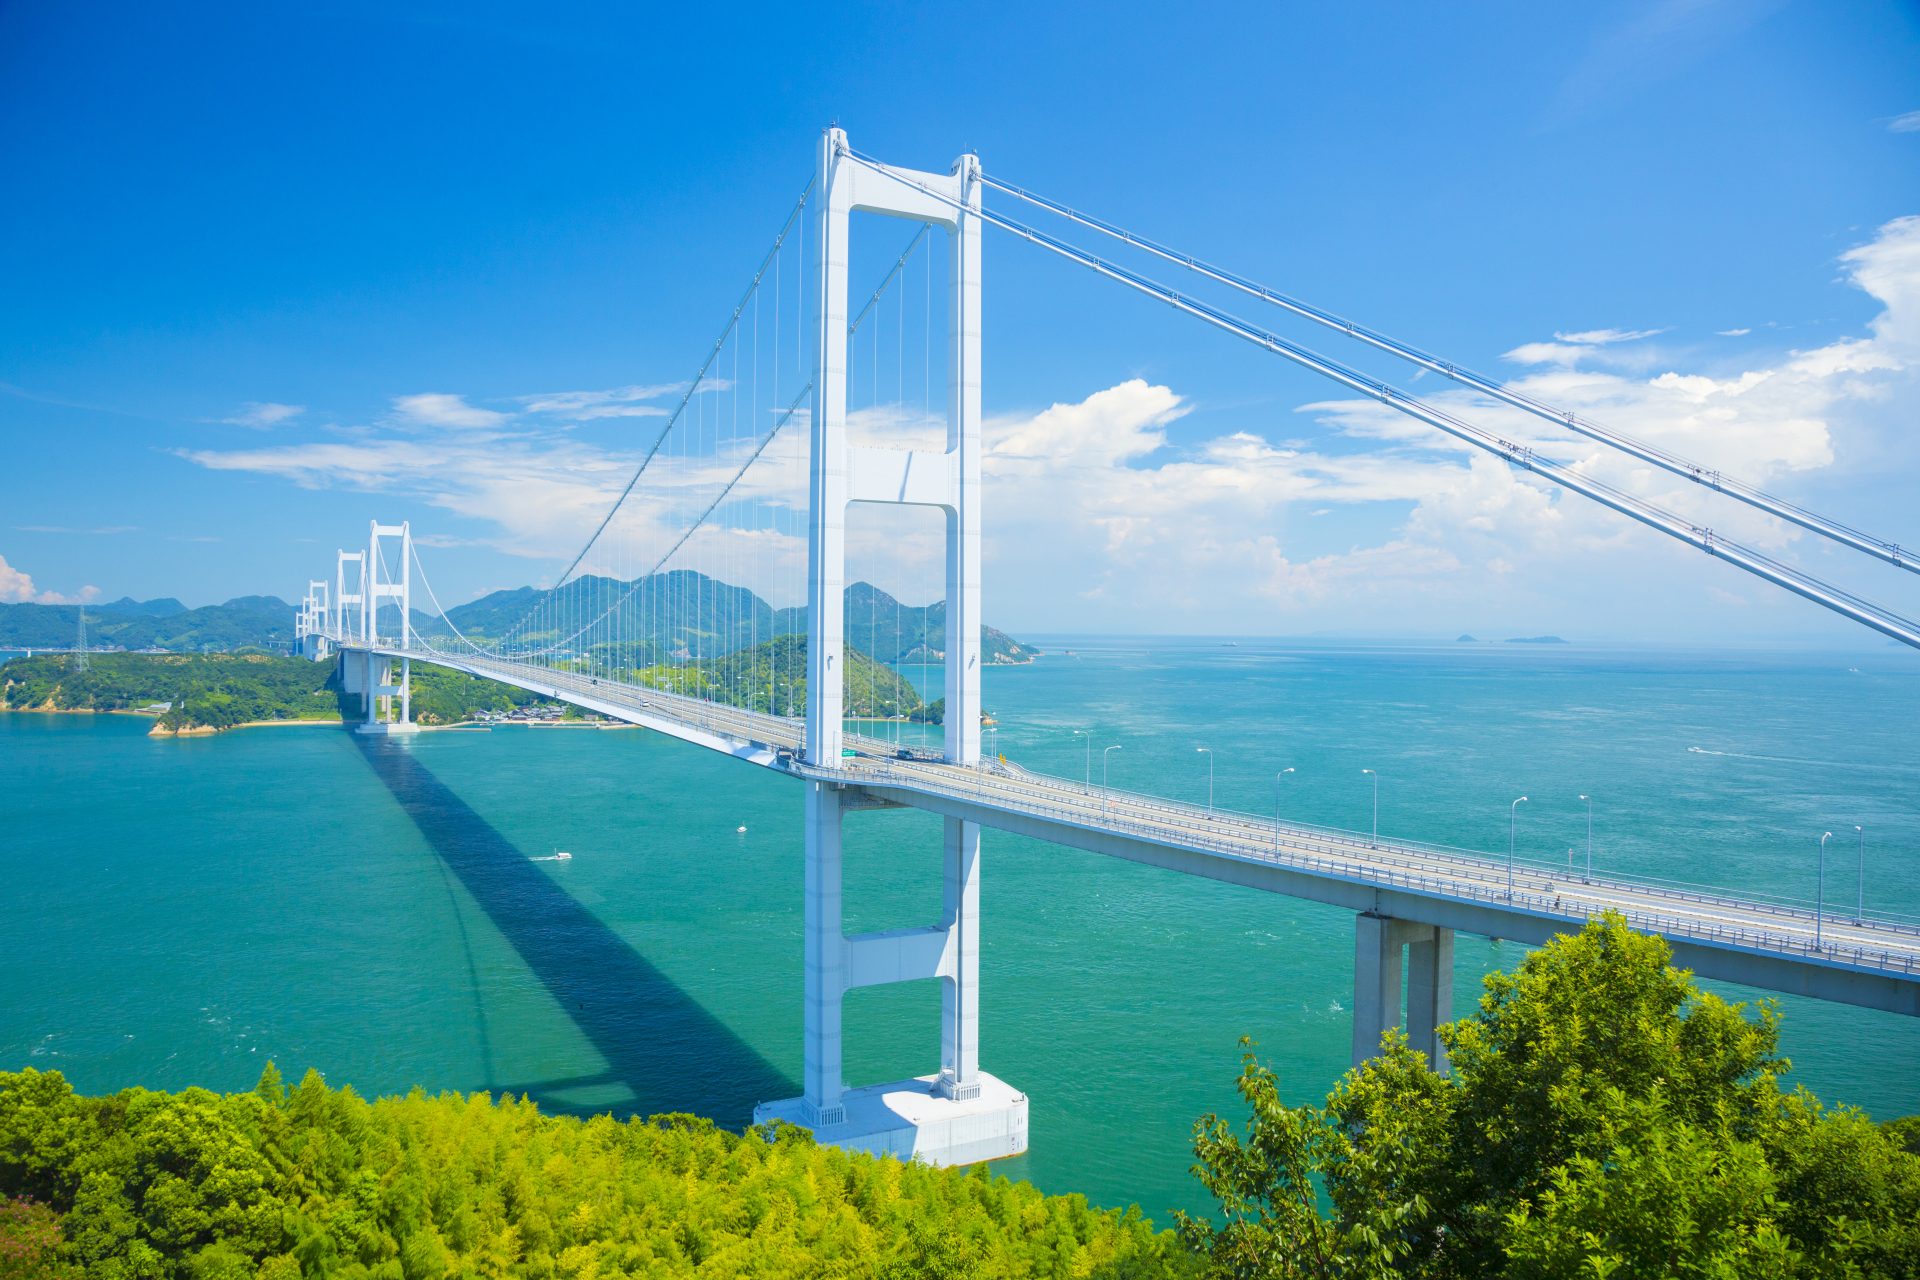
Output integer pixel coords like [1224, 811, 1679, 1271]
[305, 128, 1920, 1166]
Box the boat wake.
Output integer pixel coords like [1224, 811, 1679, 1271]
[1687, 746, 1913, 773]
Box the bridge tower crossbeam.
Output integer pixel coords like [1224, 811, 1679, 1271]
[754, 128, 1027, 1167]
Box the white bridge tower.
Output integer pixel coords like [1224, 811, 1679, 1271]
[357, 520, 417, 734]
[754, 129, 1026, 1165]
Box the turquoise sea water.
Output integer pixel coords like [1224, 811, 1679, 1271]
[2, 639, 1917, 1221]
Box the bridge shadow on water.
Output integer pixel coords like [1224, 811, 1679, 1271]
[350, 733, 795, 1124]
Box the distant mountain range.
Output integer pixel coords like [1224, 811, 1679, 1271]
[0, 596, 295, 652]
[426, 571, 1038, 666]
[0, 573, 1038, 666]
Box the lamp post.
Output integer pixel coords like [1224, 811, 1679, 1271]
[1818, 831, 1832, 949]
[1072, 728, 1092, 789]
[1103, 745, 1123, 818]
[1274, 767, 1294, 854]
[1856, 825, 1865, 924]
[1578, 793, 1593, 882]
[1362, 768, 1378, 847]
[1507, 796, 1528, 899]
[1197, 746, 1214, 815]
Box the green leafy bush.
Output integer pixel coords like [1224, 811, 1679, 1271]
[1179, 914, 1920, 1279]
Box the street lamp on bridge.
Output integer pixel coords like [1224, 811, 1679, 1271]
[1507, 796, 1528, 900]
[1274, 767, 1294, 854]
[1361, 768, 1379, 847]
[1197, 746, 1214, 815]
[1579, 793, 1593, 882]
[1102, 745, 1123, 818]
[1071, 728, 1092, 790]
[1856, 824, 1866, 924]
[1818, 831, 1833, 949]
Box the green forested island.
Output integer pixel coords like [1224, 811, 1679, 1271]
[4, 918, 1916, 1278]
[0, 654, 565, 733]
[1, 640, 934, 734]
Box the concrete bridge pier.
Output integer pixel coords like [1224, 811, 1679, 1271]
[755, 783, 1026, 1165]
[1352, 913, 1454, 1072]
[355, 655, 416, 734]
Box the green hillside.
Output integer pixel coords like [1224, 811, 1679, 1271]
[641, 634, 933, 721]
[0, 596, 296, 652]
[1, 653, 338, 730]
[0, 654, 560, 731]
[431, 572, 1038, 666]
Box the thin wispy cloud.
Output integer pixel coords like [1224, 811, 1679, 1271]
[1718, 327, 1752, 337]
[521, 384, 680, 419]
[13, 524, 138, 535]
[221, 401, 304, 429]
[1889, 110, 1920, 134]
[1507, 325, 1666, 368]
[1552, 327, 1666, 345]
[1541, 0, 1787, 132]
[392, 393, 507, 430]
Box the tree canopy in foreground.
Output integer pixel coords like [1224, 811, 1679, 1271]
[0, 1069, 1186, 1279]
[2, 914, 1914, 1278]
[1177, 913, 1920, 1279]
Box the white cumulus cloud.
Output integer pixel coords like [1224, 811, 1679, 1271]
[0, 554, 98, 605]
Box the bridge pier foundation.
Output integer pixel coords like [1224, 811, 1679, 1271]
[354, 653, 418, 735]
[1352, 913, 1453, 1073]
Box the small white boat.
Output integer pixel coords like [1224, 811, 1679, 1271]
[553, 849, 572, 861]
[736, 825, 748, 834]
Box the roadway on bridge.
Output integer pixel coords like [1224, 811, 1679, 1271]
[348, 641, 1920, 992]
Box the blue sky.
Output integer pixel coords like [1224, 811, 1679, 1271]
[3, 1, 1918, 644]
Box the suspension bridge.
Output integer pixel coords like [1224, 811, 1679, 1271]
[294, 129, 1920, 1166]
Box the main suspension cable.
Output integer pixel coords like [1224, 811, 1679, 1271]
[979, 170, 1916, 576]
[488, 177, 817, 650]
[847, 149, 1920, 651]
[502, 222, 933, 659]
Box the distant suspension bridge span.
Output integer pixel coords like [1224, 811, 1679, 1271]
[297, 130, 1920, 1166]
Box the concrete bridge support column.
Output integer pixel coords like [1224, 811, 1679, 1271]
[800, 782, 847, 1127]
[1352, 913, 1453, 1073]
[760, 786, 1022, 1164]
[937, 817, 981, 1100]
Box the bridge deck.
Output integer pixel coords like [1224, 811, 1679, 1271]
[343, 641, 1920, 1015]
